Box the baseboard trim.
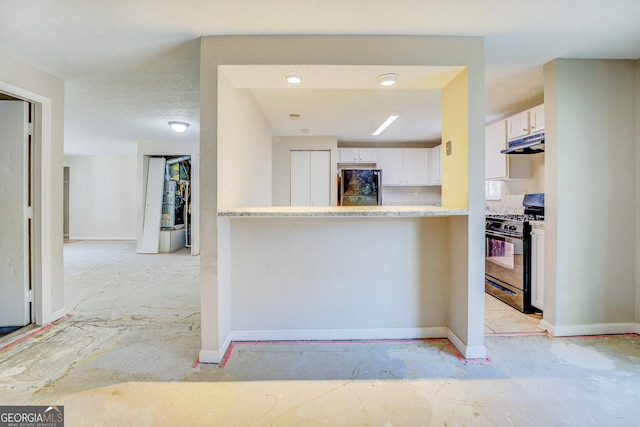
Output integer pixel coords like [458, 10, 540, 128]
[199, 332, 233, 364]
[48, 308, 67, 324]
[541, 321, 638, 337]
[69, 237, 136, 241]
[447, 329, 487, 360]
[228, 327, 449, 343]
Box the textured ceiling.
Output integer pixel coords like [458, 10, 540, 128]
[0, 1, 639, 154]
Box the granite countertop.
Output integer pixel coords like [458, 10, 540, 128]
[218, 205, 468, 218]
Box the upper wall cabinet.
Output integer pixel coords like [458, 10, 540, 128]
[377, 148, 431, 186]
[507, 104, 545, 140]
[338, 148, 378, 163]
[428, 145, 442, 185]
[486, 120, 531, 180]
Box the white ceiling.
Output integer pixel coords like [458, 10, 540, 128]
[1, 1, 639, 154]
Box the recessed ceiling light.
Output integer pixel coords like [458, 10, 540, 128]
[377, 73, 399, 87]
[168, 121, 190, 133]
[285, 73, 303, 84]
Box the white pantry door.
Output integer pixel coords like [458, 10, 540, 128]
[290, 150, 330, 207]
[0, 100, 31, 328]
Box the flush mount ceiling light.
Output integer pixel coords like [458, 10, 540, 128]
[376, 73, 399, 87]
[373, 113, 399, 136]
[168, 121, 190, 133]
[285, 73, 303, 84]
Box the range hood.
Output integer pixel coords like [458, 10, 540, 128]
[501, 132, 545, 155]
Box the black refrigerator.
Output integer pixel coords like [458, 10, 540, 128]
[340, 169, 382, 206]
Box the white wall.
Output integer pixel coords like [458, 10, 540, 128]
[543, 59, 637, 335]
[217, 71, 272, 209]
[272, 135, 338, 206]
[229, 217, 449, 333]
[64, 155, 137, 240]
[0, 51, 65, 324]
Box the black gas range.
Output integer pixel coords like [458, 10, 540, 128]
[485, 194, 544, 313]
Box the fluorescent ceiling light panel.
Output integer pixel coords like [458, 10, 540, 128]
[373, 114, 399, 136]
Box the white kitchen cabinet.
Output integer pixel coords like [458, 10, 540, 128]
[338, 148, 377, 163]
[530, 226, 545, 311]
[485, 120, 532, 180]
[507, 104, 545, 140]
[428, 145, 442, 185]
[403, 148, 430, 185]
[290, 150, 331, 206]
[376, 148, 403, 185]
[529, 104, 545, 133]
[377, 148, 430, 186]
[507, 111, 529, 140]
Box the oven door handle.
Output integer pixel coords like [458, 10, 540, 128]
[485, 230, 521, 240]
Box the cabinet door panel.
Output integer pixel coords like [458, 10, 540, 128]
[309, 151, 330, 206]
[507, 111, 529, 140]
[404, 148, 429, 185]
[358, 148, 378, 163]
[290, 151, 311, 206]
[428, 145, 442, 185]
[530, 228, 545, 311]
[377, 149, 403, 185]
[339, 148, 358, 163]
[529, 105, 545, 133]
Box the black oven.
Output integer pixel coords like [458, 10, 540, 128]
[485, 193, 544, 313]
[485, 224, 529, 312]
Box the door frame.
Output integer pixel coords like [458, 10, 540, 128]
[0, 81, 57, 326]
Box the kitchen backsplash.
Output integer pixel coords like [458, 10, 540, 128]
[486, 193, 525, 215]
[382, 186, 441, 206]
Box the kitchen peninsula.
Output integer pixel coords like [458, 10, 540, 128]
[219, 205, 467, 218]
[216, 205, 469, 357]
[199, 35, 487, 364]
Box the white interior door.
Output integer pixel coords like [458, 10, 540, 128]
[140, 157, 166, 253]
[309, 150, 330, 206]
[0, 100, 31, 328]
[290, 150, 330, 207]
[290, 150, 311, 206]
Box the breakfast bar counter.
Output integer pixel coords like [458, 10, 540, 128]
[218, 205, 468, 218]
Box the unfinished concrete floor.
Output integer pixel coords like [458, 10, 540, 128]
[1, 240, 639, 426]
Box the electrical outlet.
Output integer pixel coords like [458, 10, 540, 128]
[446, 140, 452, 156]
[413, 192, 418, 199]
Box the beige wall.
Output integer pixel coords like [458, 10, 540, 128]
[543, 59, 637, 335]
[0, 51, 65, 324]
[441, 69, 469, 209]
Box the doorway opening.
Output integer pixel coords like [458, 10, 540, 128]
[140, 155, 193, 254]
[0, 96, 35, 338]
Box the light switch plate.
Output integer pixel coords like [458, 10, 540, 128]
[446, 140, 452, 156]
